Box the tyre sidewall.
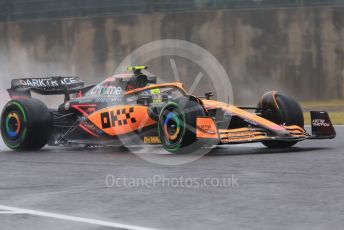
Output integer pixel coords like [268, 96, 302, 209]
[259, 92, 304, 148]
[158, 102, 186, 152]
[1, 102, 28, 149]
[158, 97, 209, 154]
[1, 99, 52, 150]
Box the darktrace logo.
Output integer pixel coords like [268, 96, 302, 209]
[18, 77, 79, 87]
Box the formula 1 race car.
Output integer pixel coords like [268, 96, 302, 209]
[1, 66, 336, 153]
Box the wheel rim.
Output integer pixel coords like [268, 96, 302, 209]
[4, 111, 22, 140]
[164, 112, 181, 142]
[159, 105, 185, 150]
[1, 102, 28, 149]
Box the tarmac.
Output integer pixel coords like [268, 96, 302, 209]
[0, 127, 343, 230]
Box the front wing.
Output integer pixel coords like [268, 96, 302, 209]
[218, 125, 308, 144]
[196, 111, 336, 145]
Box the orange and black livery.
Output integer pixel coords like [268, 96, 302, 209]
[1, 66, 336, 153]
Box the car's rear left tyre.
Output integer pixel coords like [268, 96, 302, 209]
[258, 91, 304, 148]
[1, 99, 52, 150]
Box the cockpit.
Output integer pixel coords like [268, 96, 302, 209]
[61, 66, 188, 116]
[85, 66, 157, 97]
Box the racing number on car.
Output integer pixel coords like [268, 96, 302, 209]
[101, 107, 137, 129]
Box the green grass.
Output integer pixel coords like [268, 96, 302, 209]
[301, 99, 344, 109]
[304, 112, 344, 125]
[300, 99, 344, 125]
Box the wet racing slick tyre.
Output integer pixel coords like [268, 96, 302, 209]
[258, 91, 304, 148]
[1, 99, 52, 151]
[158, 96, 208, 154]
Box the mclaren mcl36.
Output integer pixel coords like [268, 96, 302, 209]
[1, 66, 336, 153]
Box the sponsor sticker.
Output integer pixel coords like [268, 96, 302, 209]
[18, 77, 79, 87]
[197, 124, 217, 134]
[312, 119, 330, 127]
[144, 136, 162, 144]
[90, 86, 122, 96]
[101, 107, 136, 129]
[196, 117, 218, 139]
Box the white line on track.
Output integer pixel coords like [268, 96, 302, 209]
[0, 205, 159, 230]
[0, 210, 25, 214]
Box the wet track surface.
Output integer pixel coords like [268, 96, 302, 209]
[0, 127, 343, 230]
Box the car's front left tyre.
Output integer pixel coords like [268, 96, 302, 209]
[157, 96, 210, 154]
[1, 99, 52, 151]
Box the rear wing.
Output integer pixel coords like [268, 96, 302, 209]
[7, 76, 92, 101]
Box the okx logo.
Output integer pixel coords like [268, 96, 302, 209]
[101, 107, 136, 129]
